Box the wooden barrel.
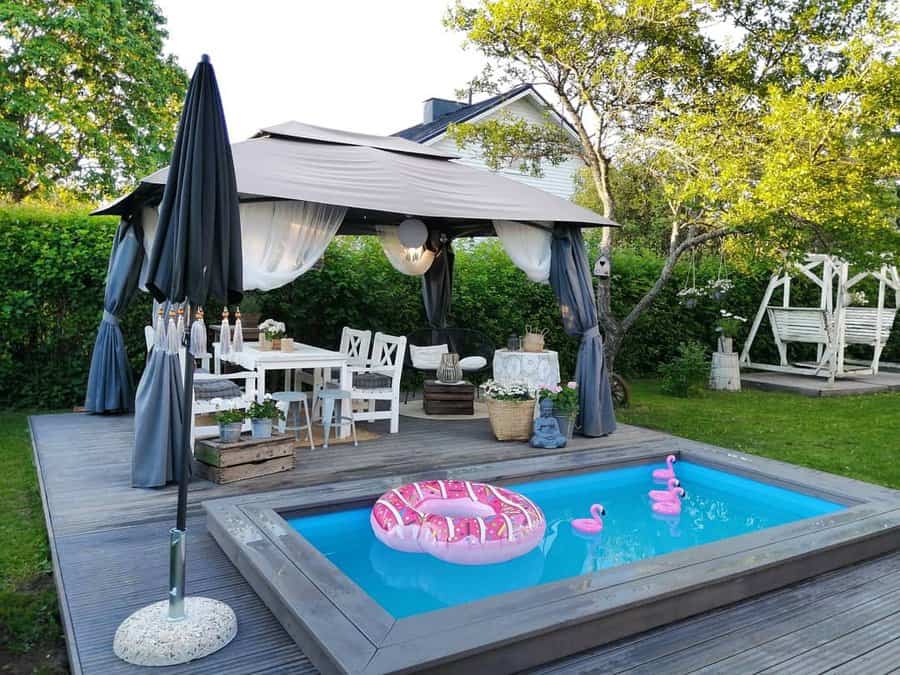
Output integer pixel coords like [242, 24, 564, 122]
[709, 351, 741, 391]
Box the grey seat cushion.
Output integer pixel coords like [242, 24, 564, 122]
[193, 377, 243, 400]
[353, 372, 393, 389]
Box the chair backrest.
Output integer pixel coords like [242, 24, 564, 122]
[843, 307, 897, 346]
[767, 307, 830, 345]
[340, 327, 372, 367]
[370, 332, 407, 380]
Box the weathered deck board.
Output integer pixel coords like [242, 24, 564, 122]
[29, 412, 900, 674]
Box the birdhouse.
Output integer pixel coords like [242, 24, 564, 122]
[593, 255, 610, 277]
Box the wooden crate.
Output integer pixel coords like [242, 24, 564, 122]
[423, 380, 475, 415]
[194, 432, 295, 484]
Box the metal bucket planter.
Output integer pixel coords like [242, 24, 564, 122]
[250, 418, 273, 439]
[553, 411, 577, 440]
[218, 422, 242, 443]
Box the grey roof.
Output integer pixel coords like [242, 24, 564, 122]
[95, 121, 617, 233]
[393, 84, 577, 143]
[257, 120, 458, 159]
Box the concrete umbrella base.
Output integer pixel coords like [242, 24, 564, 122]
[113, 597, 237, 666]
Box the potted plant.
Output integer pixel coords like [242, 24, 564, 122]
[258, 319, 286, 350]
[715, 310, 747, 353]
[538, 381, 579, 439]
[480, 379, 535, 441]
[247, 395, 284, 439]
[677, 286, 705, 309]
[214, 409, 245, 443]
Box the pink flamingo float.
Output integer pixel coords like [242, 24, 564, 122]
[572, 504, 605, 534]
[652, 489, 686, 515]
[649, 478, 682, 502]
[652, 454, 677, 481]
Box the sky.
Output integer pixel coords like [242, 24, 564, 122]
[156, 0, 486, 141]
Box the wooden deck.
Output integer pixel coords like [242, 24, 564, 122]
[741, 369, 900, 397]
[29, 412, 900, 674]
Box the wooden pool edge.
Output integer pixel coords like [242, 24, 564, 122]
[204, 445, 900, 675]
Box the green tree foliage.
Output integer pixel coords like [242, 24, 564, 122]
[445, 0, 899, 366]
[0, 1, 188, 201]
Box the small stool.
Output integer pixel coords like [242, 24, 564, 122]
[271, 391, 315, 449]
[315, 387, 358, 448]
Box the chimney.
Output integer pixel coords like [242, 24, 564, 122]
[423, 97, 467, 124]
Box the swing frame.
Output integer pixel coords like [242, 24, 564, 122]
[739, 254, 899, 383]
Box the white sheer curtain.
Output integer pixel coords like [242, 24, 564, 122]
[240, 201, 346, 291]
[376, 225, 435, 276]
[493, 220, 552, 283]
[137, 200, 346, 292]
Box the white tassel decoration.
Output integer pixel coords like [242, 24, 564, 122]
[190, 307, 207, 356]
[154, 308, 166, 350]
[220, 307, 231, 355]
[167, 310, 179, 353]
[232, 307, 244, 352]
[176, 306, 186, 347]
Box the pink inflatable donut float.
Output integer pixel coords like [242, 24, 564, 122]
[370, 479, 546, 565]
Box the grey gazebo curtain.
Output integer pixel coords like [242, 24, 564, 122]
[84, 218, 145, 413]
[422, 238, 454, 329]
[132, 322, 185, 487]
[549, 225, 616, 437]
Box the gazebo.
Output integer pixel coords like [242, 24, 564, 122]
[85, 121, 619, 455]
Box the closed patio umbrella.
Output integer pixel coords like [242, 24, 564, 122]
[113, 55, 242, 667]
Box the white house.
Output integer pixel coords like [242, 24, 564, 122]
[393, 84, 584, 200]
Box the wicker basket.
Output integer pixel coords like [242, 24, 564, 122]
[486, 398, 535, 441]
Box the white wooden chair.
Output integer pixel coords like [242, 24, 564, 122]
[304, 327, 372, 415]
[349, 332, 406, 433]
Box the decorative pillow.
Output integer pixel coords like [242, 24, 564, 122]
[459, 356, 488, 372]
[193, 378, 242, 400]
[353, 372, 393, 389]
[409, 343, 448, 370]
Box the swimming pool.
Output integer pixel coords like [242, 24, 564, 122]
[289, 462, 843, 618]
[206, 447, 899, 674]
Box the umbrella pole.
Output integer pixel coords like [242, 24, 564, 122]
[168, 316, 194, 620]
[114, 309, 237, 666]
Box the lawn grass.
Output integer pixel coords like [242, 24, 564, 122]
[618, 380, 900, 489]
[0, 412, 66, 674]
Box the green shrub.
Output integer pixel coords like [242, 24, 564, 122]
[3, 202, 898, 410]
[0, 203, 147, 409]
[658, 341, 710, 397]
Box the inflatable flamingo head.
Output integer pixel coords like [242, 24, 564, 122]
[667, 454, 677, 464]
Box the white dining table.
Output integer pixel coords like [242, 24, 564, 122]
[214, 341, 351, 437]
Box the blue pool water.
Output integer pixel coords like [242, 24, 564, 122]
[287, 462, 843, 618]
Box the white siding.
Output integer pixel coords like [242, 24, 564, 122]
[427, 95, 584, 200]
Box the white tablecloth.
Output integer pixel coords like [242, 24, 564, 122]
[492, 349, 561, 390]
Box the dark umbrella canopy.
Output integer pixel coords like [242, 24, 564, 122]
[145, 55, 243, 306]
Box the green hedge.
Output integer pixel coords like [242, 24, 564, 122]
[0, 204, 148, 408]
[2, 204, 897, 410]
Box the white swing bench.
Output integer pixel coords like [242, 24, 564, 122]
[741, 255, 899, 382]
[765, 306, 896, 378]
